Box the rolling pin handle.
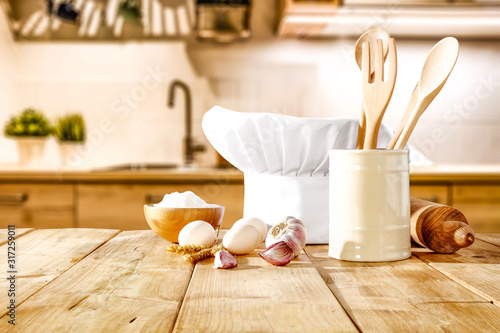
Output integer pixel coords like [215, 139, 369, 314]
[448, 221, 475, 248]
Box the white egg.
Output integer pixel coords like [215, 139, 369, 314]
[178, 220, 216, 247]
[223, 223, 261, 255]
[233, 217, 268, 243]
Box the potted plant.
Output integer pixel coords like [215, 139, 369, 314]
[4, 108, 52, 166]
[118, 0, 142, 24]
[53, 113, 86, 165]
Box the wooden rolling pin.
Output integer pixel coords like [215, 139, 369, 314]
[410, 197, 475, 254]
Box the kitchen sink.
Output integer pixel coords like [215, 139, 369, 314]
[92, 163, 179, 172]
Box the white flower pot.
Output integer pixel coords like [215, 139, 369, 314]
[15, 137, 47, 167]
[58, 142, 84, 168]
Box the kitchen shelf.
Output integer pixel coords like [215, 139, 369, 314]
[277, 0, 500, 39]
[1, 0, 195, 41]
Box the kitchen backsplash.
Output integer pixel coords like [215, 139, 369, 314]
[0, 5, 499, 168]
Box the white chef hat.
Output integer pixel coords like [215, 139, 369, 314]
[202, 106, 395, 244]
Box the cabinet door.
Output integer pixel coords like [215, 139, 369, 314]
[410, 184, 449, 205]
[0, 184, 74, 229]
[453, 184, 500, 233]
[77, 184, 244, 230]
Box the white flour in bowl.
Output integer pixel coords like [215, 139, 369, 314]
[155, 191, 211, 208]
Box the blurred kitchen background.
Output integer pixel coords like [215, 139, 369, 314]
[1, 0, 499, 233]
[0, 0, 499, 168]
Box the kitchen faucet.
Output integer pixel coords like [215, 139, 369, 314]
[167, 79, 206, 166]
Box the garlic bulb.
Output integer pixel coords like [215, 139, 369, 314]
[265, 216, 307, 256]
[260, 216, 307, 266]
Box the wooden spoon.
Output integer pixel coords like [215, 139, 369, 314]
[355, 28, 390, 149]
[386, 83, 419, 149]
[394, 37, 459, 149]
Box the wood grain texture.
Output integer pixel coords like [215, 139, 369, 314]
[410, 184, 449, 205]
[410, 197, 474, 253]
[453, 184, 500, 233]
[477, 233, 500, 247]
[413, 238, 500, 307]
[305, 245, 500, 332]
[0, 184, 74, 228]
[2, 167, 499, 183]
[1, 229, 498, 331]
[1, 167, 498, 183]
[0, 230, 193, 332]
[0, 229, 118, 319]
[361, 38, 397, 149]
[0, 168, 245, 183]
[0, 228, 33, 246]
[173, 245, 358, 332]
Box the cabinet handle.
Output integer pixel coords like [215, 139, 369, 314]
[145, 194, 163, 204]
[421, 196, 440, 203]
[0, 193, 29, 205]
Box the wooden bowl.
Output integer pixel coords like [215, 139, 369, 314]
[143, 204, 225, 243]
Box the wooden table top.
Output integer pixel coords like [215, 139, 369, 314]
[1, 229, 499, 332]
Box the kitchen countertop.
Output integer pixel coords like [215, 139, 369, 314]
[0, 166, 245, 184]
[0, 164, 499, 183]
[1, 228, 499, 332]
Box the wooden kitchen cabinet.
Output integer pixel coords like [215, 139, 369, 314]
[77, 183, 245, 230]
[1, 168, 498, 233]
[410, 184, 450, 205]
[0, 184, 74, 229]
[452, 184, 500, 233]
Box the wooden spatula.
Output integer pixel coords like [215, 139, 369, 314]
[354, 29, 390, 149]
[362, 38, 397, 149]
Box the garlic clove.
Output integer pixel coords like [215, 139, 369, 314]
[282, 219, 307, 257]
[259, 241, 295, 266]
[213, 250, 238, 269]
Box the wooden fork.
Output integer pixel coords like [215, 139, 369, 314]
[362, 38, 397, 149]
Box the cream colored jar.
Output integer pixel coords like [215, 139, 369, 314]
[328, 149, 411, 262]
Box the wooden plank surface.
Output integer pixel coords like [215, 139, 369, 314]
[0, 228, 118, 319]
[174, 245, 358, 332]
[0, 228, 33, 246]
[413, 238, 500, 306]
[477, 233, 500, 246]
[1, 229, 499, 332]
[0, 231, 193, 332]
[305, 245, 500, 332]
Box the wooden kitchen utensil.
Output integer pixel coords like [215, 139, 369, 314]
[386, 83, 419, 149]
[410, 197, 475, 254]
[354, 28, 390, 149]
[362, 38, 397, 149]
[394, 37, 459, 149]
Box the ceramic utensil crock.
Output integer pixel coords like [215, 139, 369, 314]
[329, 149, 411, 262]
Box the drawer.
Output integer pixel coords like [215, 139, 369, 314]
[77, 184, 244, 230]
[410, 184, 449, 205]
[453, 184, 500, 233]
[0, 184, 74, 228]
